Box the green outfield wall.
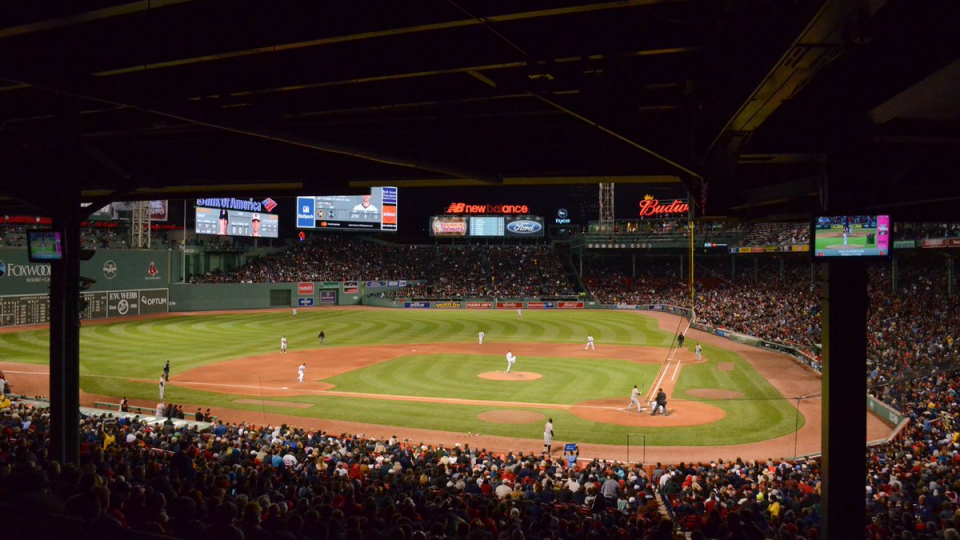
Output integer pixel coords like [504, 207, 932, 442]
[0, 248, 173, 295]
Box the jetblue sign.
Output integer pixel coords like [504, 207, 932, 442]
[297, 197, 316, 228]
[505, 216, 545, 237]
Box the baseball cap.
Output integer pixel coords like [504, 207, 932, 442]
[252, 213, 260, 222]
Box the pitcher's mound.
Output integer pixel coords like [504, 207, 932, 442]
[477, 410, 545, 424]
[479, 371, 542, 381]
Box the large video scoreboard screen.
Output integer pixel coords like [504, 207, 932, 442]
[429, 216, 544, 237]
[297, 187, 397, 231]
[196, 208, 279, 238]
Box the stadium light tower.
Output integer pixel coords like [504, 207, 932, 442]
[598, 183, 614, 233]
[131, 201, 151, 249]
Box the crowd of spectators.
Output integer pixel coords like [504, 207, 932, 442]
[736, 223, 809, 247]
[192, 239, 576, 298]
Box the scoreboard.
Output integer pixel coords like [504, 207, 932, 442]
[0, 288, 169, 327]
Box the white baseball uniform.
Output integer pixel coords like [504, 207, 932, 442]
[585, 336, 595, 350]
[159, 377, 166, 400]
[517, 309, 522, 318]
[293, 308, 297, 316]
[627, 386, 642, 411]
[478, 331, 485, 345]
[543, 420, 553, 449]
[298, 364, 306, 383]
[695, 344, 702, 361]
[281, 337, 288, 353]
[506, 352, 516, 372]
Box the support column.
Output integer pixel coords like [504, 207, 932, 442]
[820, 262, 868, 540]
[732, 256, 736, 279]
[779, 257, 785, 280]
[754, 257, 759, 279]
[632, 253, 636, 278]
[49, 199, 82, 465]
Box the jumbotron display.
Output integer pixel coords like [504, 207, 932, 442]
[297, 187, 398, 232]
[813, 215, 890, 258]
[196, 208, 279, 238]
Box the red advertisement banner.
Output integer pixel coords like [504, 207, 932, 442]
[922, 238, 948, 248]
[298, 282, 315, 295]
[465, 302, 493, 309]
[497, 302, 521, 309]
[557, 302, 584, 309]
[949, 239, 960, 248]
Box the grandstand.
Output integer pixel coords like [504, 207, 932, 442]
[3, 1, 960, 538]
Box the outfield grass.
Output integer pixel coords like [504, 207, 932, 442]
[0, 308, 805, 446]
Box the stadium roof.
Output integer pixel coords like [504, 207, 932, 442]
[1, 0, 958, 219]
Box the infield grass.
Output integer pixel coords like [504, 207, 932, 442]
[0, 308, 805, 446]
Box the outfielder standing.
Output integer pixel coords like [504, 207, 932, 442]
[517, 308, 522, 319]
[626, 385, 643, 412]
[585, 335, 595, 350]
[298, 363, 306, 383]
[478, 331, 485, 345]
[543, 418, 554, 454]
[281, 335, 288, 353]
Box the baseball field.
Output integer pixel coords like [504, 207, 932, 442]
[814, 227, 878, 251]
[0, 307, 890, 461]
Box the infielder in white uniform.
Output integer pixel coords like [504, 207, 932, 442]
[506, 350, 516, 372]
[158, 376, 166, 400]
[281, 336, 288, 353]
[517, 308, 522, 319]
[695, 343, 702, 361]
[543, 418, 554, 453]
[298, 363, 306, 383]
[626, 385, 643, 412]
[585, 336, 595, 350]
[478, 331, 485, 345]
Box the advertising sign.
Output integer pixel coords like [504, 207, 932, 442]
[344, 281, 359, 294]
[922, 238, 948, 249]
[465, 301, 493, 309]
[90, 200, 169, 221]
[526, 302, 554, 309]
[298, 282, 315, 295]
[319, 290, 337, 305]
[638, 195, 689, 218]
[429, 216, 468, 237]
[497, 302, 522, 309]
[445, 202, 529, 215]
[504, 216, 545, 237]
[298, 298, 315, 307]
[950, 239, 960, 248]
[404, 301, 432, 308]
[434, 301, 462, 309]
[557, 301, 584, 309]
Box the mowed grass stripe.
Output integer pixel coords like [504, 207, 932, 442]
[323, 354, 660, 404]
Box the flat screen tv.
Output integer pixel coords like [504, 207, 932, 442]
[812, 215, 890, 259]
[27, 230, 64, 262]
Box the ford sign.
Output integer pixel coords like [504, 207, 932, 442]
[506, 220, 542, 235]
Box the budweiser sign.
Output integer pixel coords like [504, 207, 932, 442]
[638, 195, 689, 218]
[445, 202, 529, 215]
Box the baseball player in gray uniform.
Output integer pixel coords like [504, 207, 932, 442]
[543, 418, 554, 453]
[626, 385, 643, 412]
